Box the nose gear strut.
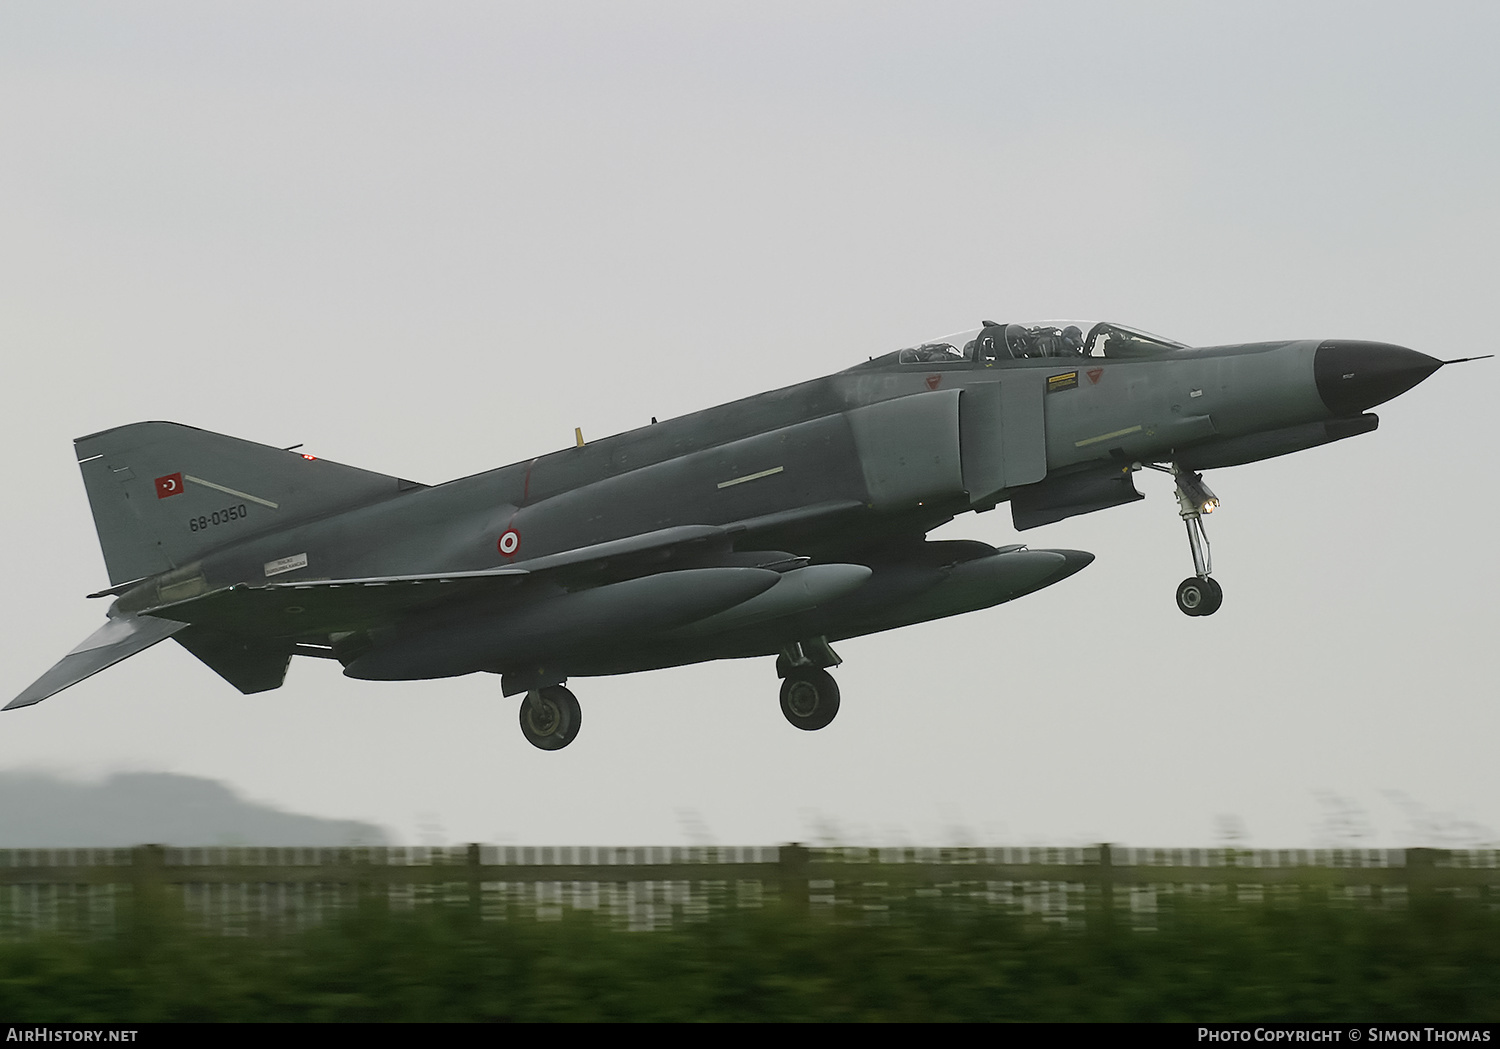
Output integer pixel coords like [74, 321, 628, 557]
[1144, 462, 1224, 616]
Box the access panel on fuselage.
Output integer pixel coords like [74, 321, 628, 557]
[844, 389, 966, 512]
[958, 377, 1047, 508]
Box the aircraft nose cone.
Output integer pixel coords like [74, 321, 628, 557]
[1315, 340, 1442, 416]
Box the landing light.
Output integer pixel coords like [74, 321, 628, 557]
[1174, 471, 1219, 518]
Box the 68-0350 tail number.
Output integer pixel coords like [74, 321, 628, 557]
[189, 504, 249, 531]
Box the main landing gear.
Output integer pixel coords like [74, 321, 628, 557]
[1147, 462, 1224, 617]
[780, 668, 841, 730]
[519, 684, 581, 750]
[776, 637, 841, 730]
[514, 636, 849, 747]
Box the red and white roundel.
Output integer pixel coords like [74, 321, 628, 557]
[497, 529, 521, 557]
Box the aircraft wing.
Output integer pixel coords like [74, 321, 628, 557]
[142, 567, 533, 637]
[5, 613, 188, 710]
[133, 507, 867, 639]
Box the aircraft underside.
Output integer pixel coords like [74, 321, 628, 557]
[543, 545, 1093, 677]
[497, 545, 1093, 750]
[339, 539, 1094, 750]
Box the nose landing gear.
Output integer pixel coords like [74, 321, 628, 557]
[1148, 463, 1224, 616]
[1175, 574, 1222, 616]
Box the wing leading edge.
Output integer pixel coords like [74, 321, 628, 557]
[123, 510, 868, 641]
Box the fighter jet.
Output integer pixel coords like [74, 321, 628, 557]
[8, 320, 1479, 749]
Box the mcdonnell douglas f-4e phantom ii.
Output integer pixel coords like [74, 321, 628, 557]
[9, 321, 1483, 749]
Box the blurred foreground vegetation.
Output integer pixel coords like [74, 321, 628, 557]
[3, 891, 1498, 1022]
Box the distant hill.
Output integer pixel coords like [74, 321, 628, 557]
[0, 771, 391, 848]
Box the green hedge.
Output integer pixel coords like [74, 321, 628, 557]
[2, 893, 1497, 1021]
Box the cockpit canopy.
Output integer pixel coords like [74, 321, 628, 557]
[857, 321, 1189, 370]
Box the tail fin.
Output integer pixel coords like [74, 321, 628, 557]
[75, 421, 424, 586]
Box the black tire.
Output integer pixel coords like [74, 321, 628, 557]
[1198, 576, 1224, 616]
[1175, 576, 1221, 617]
[779, 668, 840, 731]
[519, 685, 581, 750]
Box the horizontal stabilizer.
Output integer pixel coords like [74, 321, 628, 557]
[6, 614, 188, 711]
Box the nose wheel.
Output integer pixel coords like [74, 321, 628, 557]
[1176, 575, 1223, 616]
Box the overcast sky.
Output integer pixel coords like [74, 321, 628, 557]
[2, 2, 1495, 851]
